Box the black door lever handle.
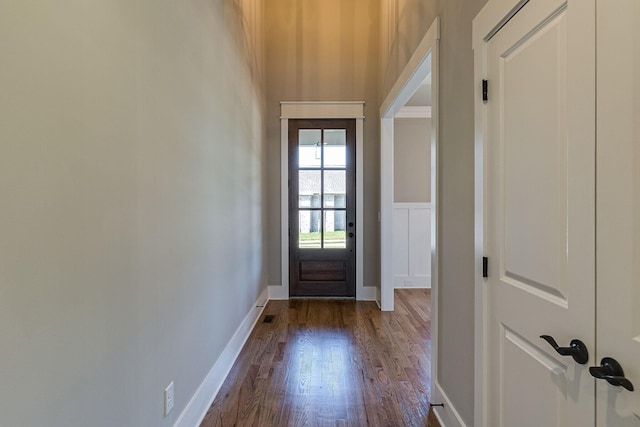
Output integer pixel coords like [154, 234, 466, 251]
[540, 335, 589, 364]
[598, 375, 634, 392]
[589, 357, 634, 391]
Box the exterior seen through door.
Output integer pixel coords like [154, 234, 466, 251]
[289, 119, 356, 297]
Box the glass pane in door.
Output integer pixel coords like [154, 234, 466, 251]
[299, 210, 321, 248]
[323, 170, 346, 208]
[324, 210, 346, 248]
[299, 129, 322, 168]
[323, 129, 346, 167]
[299, 170, 321, 207]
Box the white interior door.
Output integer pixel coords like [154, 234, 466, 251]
[596, 0, 640, 424]
[484, 0, 596, 425]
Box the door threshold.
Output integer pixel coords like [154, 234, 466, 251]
[289, 296, 356, 300]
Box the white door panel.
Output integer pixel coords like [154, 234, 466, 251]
[501, 327, 569, 427]
[485, 0, 595, 425]
[596, 0, 640, 424]
[502, 9, 568, 303]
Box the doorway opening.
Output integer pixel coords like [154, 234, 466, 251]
[379, 15, 440, 416]
[276, 102, 372, 301]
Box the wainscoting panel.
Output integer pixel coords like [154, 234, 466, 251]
[393, 203, 431, 288]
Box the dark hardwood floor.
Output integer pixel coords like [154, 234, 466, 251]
[201, 289, 439, 427]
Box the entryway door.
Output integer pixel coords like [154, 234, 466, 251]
[479, 0, 640, 425]
[288, 119, 356, 297]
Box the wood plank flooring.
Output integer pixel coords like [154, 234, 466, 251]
[201, 289, 440, 427]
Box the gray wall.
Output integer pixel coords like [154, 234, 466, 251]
[433, 2, 487, 422]
[265, 0, 381, 288]
[0, 0, 489, 425]
[0, 1, 266, 426]
[394, 118, 431, 203]
[380, 0, 488, 424]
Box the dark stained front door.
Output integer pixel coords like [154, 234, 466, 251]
[289, 119, 356, 297]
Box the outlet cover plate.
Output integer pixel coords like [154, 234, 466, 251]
[164, 381, 174, 417]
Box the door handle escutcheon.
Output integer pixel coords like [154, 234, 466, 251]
[540, 335, 589, 364]
[589, 357, 634, 391]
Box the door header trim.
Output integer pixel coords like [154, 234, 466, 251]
[473, 0, 529, 49]
[277, 102, 368, 301]
[280, 102, 365, 119]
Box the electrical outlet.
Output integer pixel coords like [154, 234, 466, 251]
[164, 381, 174, 417]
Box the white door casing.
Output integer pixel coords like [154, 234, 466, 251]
[276, 102, 369, 301]
[380, 18, 439, 312]
[596, 0, 640, 424]
[475, 0, 596, 425]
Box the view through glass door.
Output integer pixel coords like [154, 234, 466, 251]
[289, 119, 355, 297]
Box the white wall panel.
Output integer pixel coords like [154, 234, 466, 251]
[393, 203, 431, 288]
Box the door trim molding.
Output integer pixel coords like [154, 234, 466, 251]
[395, 106, 432, 119]
[380, 17, 440, 310]
[432, 381, 468, 427]
[278, 102, 367, 300]
[281, 101, 365, 120]
[472, 2, 532, 426]
[379, 14, 441, 421]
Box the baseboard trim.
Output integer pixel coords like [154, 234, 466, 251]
[268, 285, 289, 300]
[173, 287, 269, 427]
[358, 285, 378, 301]
[269, 285, 378, 301]
[393, 275, 431, 289]
[431, 382, 467, 427]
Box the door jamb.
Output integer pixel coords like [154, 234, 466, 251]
[275, 102, 368, 300]
[472, 2, 529, 426]
[379, 14, 440, 414]
[380, 18, 440, 310]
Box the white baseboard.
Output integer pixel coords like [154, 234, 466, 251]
[173, 287, 269, 427]
[431, 382, 468, 427]
[393, 275, 432, 289]
[268, 285, 289, 300]
[270, 284, 378, 301]
[358, 285, 378, 301]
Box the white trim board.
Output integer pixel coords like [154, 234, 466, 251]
[431, 381, 468, 427]
[380, 17, 439, 312]
[272, 284, 376, 301]
[393, 202, 432, 208]
[471, 2, 530, 426]
[358, 285, 377, 301]
[472, 0, 529, 49]
[380, 19, 440, 118]
[278, 101, 366, 300]
[393, 279, 431, 289]
[280, 101, 365, 119]
[379, 16, 441, 427]
[268, 284, 289, 300]
[472, 38, 489, 427]
[395, 106, 432, 119]
[174, 287, 268, 427]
